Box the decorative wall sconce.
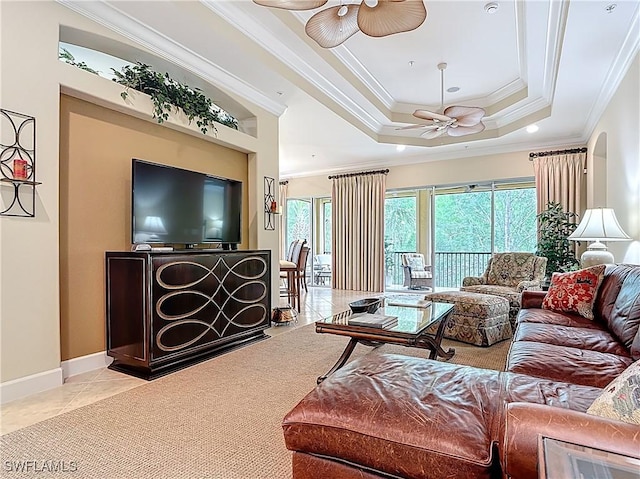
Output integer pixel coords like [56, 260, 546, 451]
[264, 176, 281, 230]
[1, 109, 41, 217]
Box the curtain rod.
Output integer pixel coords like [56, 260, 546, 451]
[279, 180, 289, 185]
[529, 147, 587, 160]
[328, 168, 389, 180]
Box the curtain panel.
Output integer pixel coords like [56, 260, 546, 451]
[331, 173, 386, 292]
[533, 151, 587, 216]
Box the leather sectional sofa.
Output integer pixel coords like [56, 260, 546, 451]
[282, 264, 640, 479]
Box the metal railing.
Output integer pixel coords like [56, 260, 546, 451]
[386, 251, 492, 289]
[434, 252, 491, 288]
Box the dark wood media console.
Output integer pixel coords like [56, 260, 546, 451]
[105, 249, 271, 379]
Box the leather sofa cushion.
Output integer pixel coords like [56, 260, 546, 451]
[517, 307, 606, 330]
[502, 372, 603, 412]
[507, 341, 633, 388]
[514, 323, 630, 357]
[283, 354, 501, 479]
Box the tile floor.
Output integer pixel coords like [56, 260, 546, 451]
[1, 287, 371, 435]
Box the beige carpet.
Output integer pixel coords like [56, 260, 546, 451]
[0, 323, 509, 479]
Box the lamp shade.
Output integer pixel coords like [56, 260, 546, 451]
[568, 208, 631, 242]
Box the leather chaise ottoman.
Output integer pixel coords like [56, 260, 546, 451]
[283, 354, 503, 479]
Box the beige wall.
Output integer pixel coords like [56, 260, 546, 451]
[59, 95, 249, 360]
[587, 53, 639, 264]
[1, 1, 280, 392]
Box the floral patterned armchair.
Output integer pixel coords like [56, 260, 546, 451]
[461, 252, 547, 326]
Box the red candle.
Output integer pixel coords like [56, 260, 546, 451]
[13, 159, 27, 180]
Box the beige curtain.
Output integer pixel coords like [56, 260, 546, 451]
[332, 172, 386, 292]
[278, 181, 288, 259]
[533, 151, 587, 216]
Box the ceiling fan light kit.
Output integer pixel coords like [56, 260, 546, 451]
[401, 62, 486, 139]
[253, 0, 427, 48]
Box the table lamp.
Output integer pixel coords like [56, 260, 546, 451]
[568, 208, 631, 267]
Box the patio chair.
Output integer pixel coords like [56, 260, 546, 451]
[400, 253, 433, 290]
[313, 254, 332, 285]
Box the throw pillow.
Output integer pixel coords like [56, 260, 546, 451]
[406, 256, 425, 271]
[587, 361, 640, 425]
[541, 265, 606, 320]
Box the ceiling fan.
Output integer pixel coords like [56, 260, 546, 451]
[398, 63, 486, 139]
[252, 0, 427, 49]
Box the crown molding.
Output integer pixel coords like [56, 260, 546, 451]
[541, 0, 570, 103]
[203, 1, 383, 132]
[57, 0, 287, 117]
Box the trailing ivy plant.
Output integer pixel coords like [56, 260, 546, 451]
[536, 201, 580, 278]
[59, 48, 100, 75]
[111, 62, 238, 135]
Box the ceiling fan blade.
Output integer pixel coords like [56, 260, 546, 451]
[443, 106, 485, 127]
[447, 122, 486, 137]
[305, 4, 360, 48]
[421, 128, 447, 139]
[413, 109, 451, 122]
[357, 0, 427, 38]
[253, 0, 327, 10]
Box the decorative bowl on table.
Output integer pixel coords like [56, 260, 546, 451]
[349, 298, 382, 314]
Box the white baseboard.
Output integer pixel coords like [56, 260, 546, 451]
[61, 351, 113, 380]
[0, 352, 113, 405]
[0, 368, 64, 405]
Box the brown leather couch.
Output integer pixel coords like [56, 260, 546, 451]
[282, 264, 640, 479]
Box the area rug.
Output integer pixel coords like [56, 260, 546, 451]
[0, 323, 509, 479]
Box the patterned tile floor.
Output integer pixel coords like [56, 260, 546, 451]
[1, 287, 376, 435]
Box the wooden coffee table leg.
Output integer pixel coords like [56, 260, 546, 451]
[317, 338, 359, 384]
[418, 310, 455, 360]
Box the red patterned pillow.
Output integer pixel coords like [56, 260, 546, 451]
[542, 265, 606, 319]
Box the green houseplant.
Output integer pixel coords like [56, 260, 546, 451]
[59, 48, 238, 135]
[112, 63, 238, 134]
[536, 201, 580, 278]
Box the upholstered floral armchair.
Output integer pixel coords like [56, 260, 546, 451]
[401, 253, 433, 290]
[461, 252, 547, 326]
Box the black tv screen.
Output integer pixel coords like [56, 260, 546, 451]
[131, 159, 242, 246]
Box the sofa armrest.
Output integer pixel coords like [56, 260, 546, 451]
[520, 291, 546, 309]
[515, 280, 542, 293]
[462, 276, 486, 287]
[502, 403, 640, 479]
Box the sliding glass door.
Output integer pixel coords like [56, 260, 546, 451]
[285, 197, 333, 288]
[432, 182, 537, 288]
[434, 189, 493, 288]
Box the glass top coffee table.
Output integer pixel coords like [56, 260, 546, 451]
[315, 302, 455, 383]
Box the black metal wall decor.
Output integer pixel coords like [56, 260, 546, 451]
[264, 176, 276, 230]
[1, 109, 40, 217]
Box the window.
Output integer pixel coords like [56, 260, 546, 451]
[384, 194, 418, 287]
[433, 182, 537, 287]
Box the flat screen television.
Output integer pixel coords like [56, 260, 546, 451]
[131, 159, 242, 247]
